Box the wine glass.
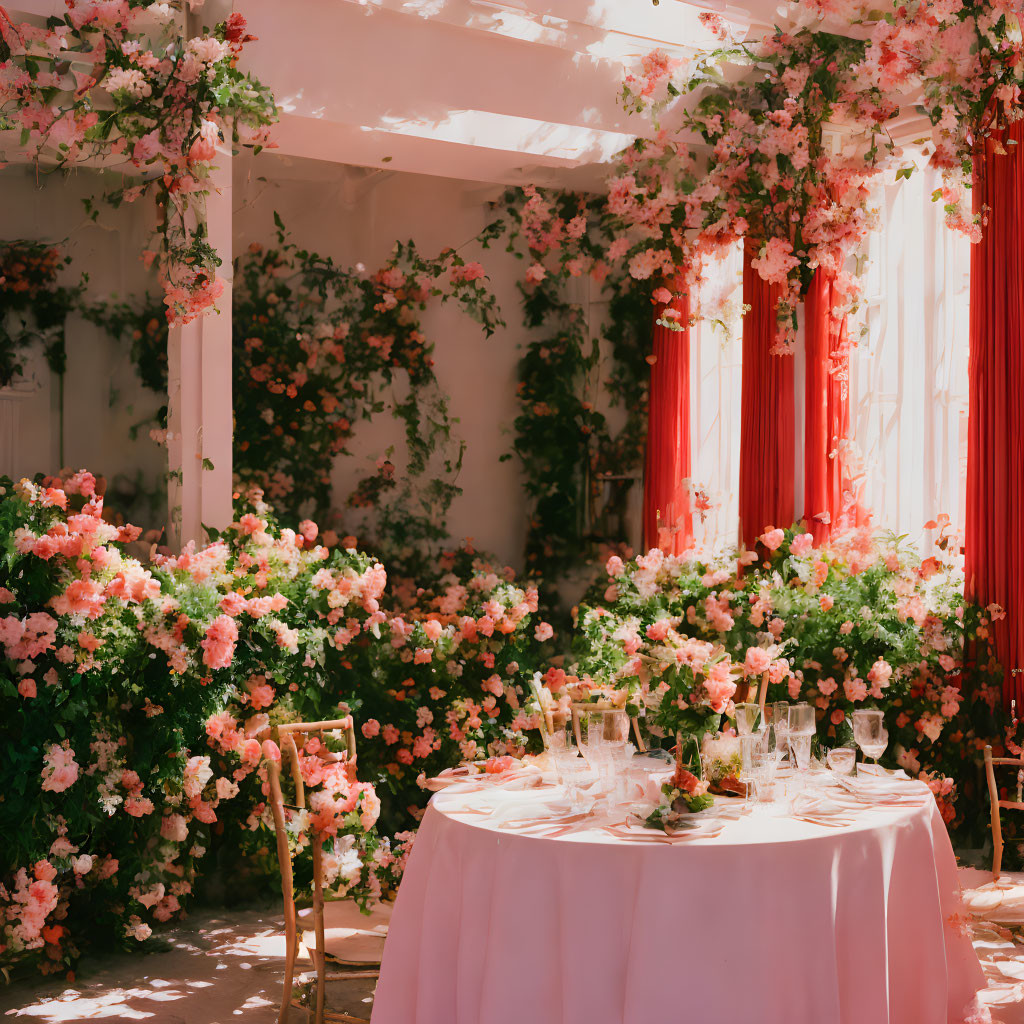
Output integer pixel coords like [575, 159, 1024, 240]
[826, 747, 856, 777]
[851, 709, 887, 764]
[734, 703, 761, 783]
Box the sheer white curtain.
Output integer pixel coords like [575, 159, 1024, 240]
[690, 244, 744, 549]
[684, 168, 970, 551]
[852, 166, 971, 545]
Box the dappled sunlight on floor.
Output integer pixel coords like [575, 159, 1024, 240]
[0, 906, 379, 1023]
[0, 908, 288, 1023]
[962, 868, 1024, 1023]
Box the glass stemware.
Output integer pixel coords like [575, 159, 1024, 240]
[576, 707, 629, 795]
[771, 701, 791, 763]
[787, 703, 815, 777]
[851, 709, 887, 764]
[826, 747, 856, 776]
[734, 703, 761, 782]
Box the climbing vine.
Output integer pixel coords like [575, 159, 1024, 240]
[91, 215, 505, 557]
[496, 187, 651, 619]
[0, 241, 84, 389]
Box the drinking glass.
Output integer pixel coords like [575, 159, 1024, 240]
[772, 702, 791, 763]
[734, 703, 761, 782]
[577, 708, 629, 793]
[552, 748, 590, 811]
[790, 733, 812, 772]
[788, 702, 815, 736]
[826, 747, 856, 776]
[851, 709, 887, 764]
[787, 703, 815, 779]
[734, 703, 761, 736]
[751, 746, 778, 806]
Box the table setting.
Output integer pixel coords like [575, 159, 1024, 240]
[371, 683, 985, 1024]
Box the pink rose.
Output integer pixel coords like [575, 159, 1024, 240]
[201, 614, 238, 670]
[646, 619, 671, 642]
[790, 532, 813, 557]
[744, 646, 771, 676]
[606, 555, 625, 577]
[759, 528, 785, 551]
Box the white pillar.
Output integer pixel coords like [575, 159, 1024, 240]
[166, 147, 233, 549]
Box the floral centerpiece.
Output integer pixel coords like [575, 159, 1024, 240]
[575, 526, 1002, 828]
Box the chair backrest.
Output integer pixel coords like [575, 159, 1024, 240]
[264, 717, 359, 1024]
[985, 743, 1024, 807]
[272, 718, 357, 811]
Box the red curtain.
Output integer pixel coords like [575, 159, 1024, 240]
[738, 245, 795, 547]
[803, 269, 853, 544]
[643, 285, 692, 554]
[966, 121, 1024, 705]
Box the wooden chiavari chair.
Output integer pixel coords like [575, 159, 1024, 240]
[984, 742, 1024, 881]
[266, 718, 380, 1024]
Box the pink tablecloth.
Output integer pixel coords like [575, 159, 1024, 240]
[372, 782, 984, 1024]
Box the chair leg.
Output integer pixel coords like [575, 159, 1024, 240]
[313, 841, 327, 1024]
[279, 895, 298, 1023]
[994, 831, 1003, 882]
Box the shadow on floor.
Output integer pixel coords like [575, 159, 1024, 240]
[0, 907, 376, 1024]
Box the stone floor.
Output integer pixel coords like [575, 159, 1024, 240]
[8, 873, 1024, 1023]
[0, 907, 376, 1023]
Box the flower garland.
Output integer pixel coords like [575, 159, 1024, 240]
[606, 0, 1024, 345]
[613, 28, 896, 347]
[0, 0, 276, 324]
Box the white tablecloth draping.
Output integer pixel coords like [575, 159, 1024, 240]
[371, 775, 984, 1024]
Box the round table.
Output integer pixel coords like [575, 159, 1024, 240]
[371, 776, 984, 1024]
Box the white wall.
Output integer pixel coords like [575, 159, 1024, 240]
[0, 164, 165, 519]
[232, 154, 533, 562]
[0, 155, 546, 566]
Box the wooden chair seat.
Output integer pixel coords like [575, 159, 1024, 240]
[298, 899, 390, 966]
